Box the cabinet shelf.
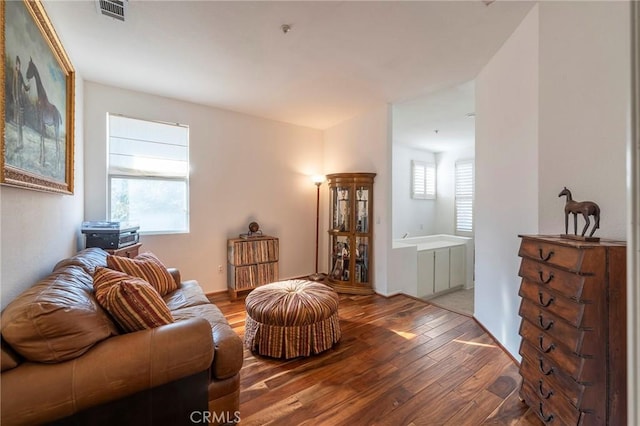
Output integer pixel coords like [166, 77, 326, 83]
[326, 172, 375, 294]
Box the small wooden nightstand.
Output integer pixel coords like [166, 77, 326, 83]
[105, 243, 142, 258]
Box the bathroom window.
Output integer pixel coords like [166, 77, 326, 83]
[107, 114, 189, 234]
[411, 160, 436, 200]
[455, 160, 474, 235]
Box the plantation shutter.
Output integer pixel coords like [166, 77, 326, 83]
[455, 160, 474, 234]
[412, 160, 436, 200]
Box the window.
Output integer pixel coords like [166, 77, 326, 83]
[455, 160, 474, 235]
[108, 114, 189, 234]
[411, 160, 436, 199]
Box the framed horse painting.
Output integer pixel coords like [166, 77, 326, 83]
[1, 0, 75, 194]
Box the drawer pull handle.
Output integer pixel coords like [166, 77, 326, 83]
[538, 380, 554, 399]
[538, 357, 554, 375]
[538, 402, 555, 423]
[538, 270, 554, 284]
[538, 249, 554, 262]
[538, 336, 556, 353]
[538, 292, 555, 308]
[537, 315, 554, 331]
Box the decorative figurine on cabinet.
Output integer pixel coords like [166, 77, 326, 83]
[558, 187, 601, 240]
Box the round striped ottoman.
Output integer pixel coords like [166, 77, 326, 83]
[244, 280, 341, 359]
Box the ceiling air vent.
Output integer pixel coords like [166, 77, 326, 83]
[96, 0, 126, 21]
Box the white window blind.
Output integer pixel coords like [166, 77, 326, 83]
[412, 160, 436, 200]
[455, 160, 474, 234]
[108, 114, 189, 234]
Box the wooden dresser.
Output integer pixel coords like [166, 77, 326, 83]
[516, 235, 626, 425]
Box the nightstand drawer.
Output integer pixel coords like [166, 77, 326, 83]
[106, 243, 141, 258]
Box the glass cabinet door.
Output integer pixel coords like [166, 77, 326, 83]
[355, 236, 370, 283]
[355, 185, 370, 234]
[329, 235, 351, 282]
[331, 185, 351, 232]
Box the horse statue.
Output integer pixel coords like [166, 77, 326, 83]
[26, 57, 62, 166]
[558, 187, 600, 237]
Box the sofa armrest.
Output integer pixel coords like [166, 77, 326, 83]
[211, 323, 244, 380]
[1, 318, 213, 425]
[167, 267, 181, 288]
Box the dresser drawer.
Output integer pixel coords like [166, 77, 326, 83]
[519, 319, 603, 383]
[519, 238, 587, 273]
[519, 258, 590, 301]
[520, 342, 585, 408]
[519, 279, 589, 328]
[520, 378, 582, 425]
[519, 299, 599, 356]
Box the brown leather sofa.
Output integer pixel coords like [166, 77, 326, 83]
[1, 248, 243, 425]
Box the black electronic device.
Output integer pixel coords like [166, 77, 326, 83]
[81, 221, 140, 249]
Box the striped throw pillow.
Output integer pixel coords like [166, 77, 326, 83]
[107, 252, 177, 296]
[93, 267, 173, 333]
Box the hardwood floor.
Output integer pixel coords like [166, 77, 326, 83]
[210, 292, 540, 425]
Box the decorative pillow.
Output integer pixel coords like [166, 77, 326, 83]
[93, 267, 174, 333]
[107, 252, 177, 296]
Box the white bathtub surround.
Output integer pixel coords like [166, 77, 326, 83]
[392, 234, 474, 298]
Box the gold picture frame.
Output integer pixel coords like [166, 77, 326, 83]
[1, 0, 75, 194]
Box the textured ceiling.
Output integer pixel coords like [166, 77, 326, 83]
[43, 1, 533, 149]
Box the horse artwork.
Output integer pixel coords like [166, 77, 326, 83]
[558, 187, 601, 239]
[26, 57, 62, 166]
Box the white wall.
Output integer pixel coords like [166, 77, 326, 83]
[434, 145, 475, 235]
[84, 82, 323, 294]
[392, 145, 437, 238]
[323, 103, 393, 295]
[1, 75, 85, 310]
[475, 5, 539, 358]
[474, 1, 630, 360]
[537, 1, 629, 240]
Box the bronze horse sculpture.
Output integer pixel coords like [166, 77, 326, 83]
[26, 57, 62, 166]
[558, 187, 600, 237]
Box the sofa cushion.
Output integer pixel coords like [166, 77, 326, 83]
[1, 266, 119, 363]
[94, 267, 174, 332]
[1, 341, 21, 372]
[163, 280, 211, 311]
[107, 252, 177, 296]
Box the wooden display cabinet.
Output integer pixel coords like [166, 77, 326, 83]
[326, 173, 375, 294]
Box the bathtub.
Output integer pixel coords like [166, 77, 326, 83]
[391, 234, 474, 299]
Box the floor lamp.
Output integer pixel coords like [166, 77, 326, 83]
[308, 176, 325, 281]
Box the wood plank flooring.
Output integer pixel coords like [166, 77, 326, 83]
[209, 292, 540, 425]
